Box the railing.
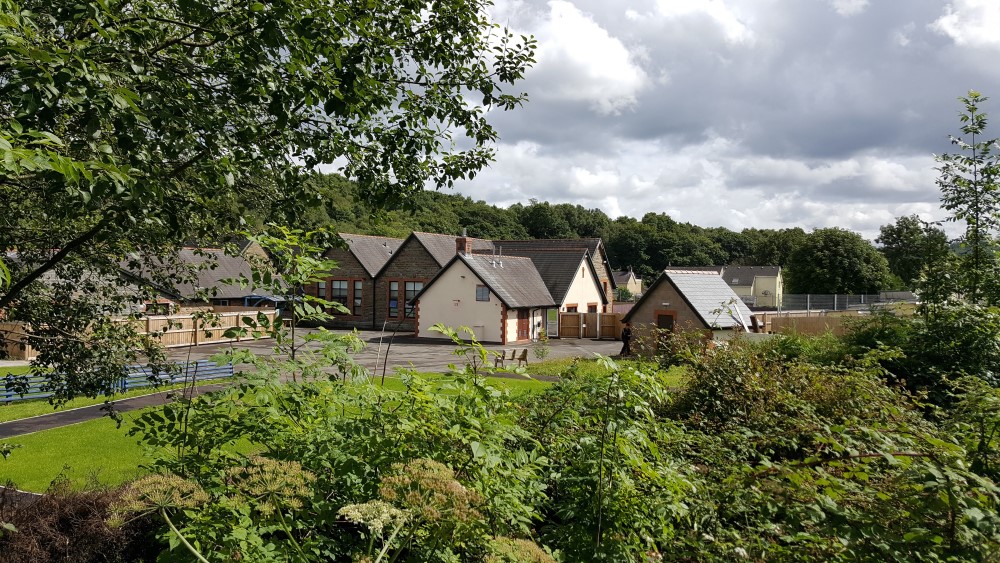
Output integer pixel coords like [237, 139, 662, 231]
[2, 360, 234, 404]
[776, 292, 917, 312]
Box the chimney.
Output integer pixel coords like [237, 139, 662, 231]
[456, 227, 472, 255]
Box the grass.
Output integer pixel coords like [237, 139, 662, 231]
[1, 411, 149, 493]
[524, 356, 688, 387]
[0, 373, 550, 493]
[0, 377, 235, 424]
[1, 362, 680, 493]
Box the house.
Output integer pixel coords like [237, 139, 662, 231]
[122, 245, 283, 313]
[623, 269, 754, 343]
[373, 231, 493, 332]
[306, 231, 618, 336]
[489, 238, 617, 312]
[612, 268, 642, 298]
[685, 265, 783, 309]
[312, 233, 404, 329]
[413, 252, 555, 344]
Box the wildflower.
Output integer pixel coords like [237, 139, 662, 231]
[225, 456, 315, 516]
[486, 537, 556, 563]
[379, 459, 481, 524]
[338, 500, 409, 536]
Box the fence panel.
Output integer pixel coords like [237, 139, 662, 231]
[558, 313, 581, 339]
[2, 360, 234, 404]
[777, 293, 915, 312]
[599, 314, 623, 340]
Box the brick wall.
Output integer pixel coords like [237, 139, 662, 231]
[591, 248, 615, 312]
[375, 239, 442, 332]
[312, 247, 376, 329]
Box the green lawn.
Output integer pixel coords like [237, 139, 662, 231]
[0, 377, 235, 423]
[1, 412, 149, 492]
[0, 374, 551, 493]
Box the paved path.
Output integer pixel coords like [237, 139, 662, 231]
[0, 383, 230, 439]
[0, 330, 620, 439]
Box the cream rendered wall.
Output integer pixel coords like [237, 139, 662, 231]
[416, 261, 503, 342]
[505, 313, 519, 343]
[753, 275, 781, 308]
[562, 259, 604, 311]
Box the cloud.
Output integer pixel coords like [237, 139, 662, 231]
[530, 1, 648, 114]
[451, 0, 1000, 242]
[831, 0, 869, 17]
[931, 0, 1000, 48]
[645, 0, 756, 45]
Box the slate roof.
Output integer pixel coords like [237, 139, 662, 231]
[412, 232, 493, 267]
[671, 265, 781, 287]
[477, 248, 602, 305]
[338, 233, 404, 277]
[625, 269, 752, 330]
[613, 269, 640, 285]
[719, 265, 781, 286]
[124, 248, 279, 301]
[414, 254, 555, 309]
[461, 254, 555, 308]
[492, 238, 616, 289]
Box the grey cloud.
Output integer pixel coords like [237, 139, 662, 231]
[460, 0, 1000, 237]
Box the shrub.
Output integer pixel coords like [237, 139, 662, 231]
[0, 478, 159, 563]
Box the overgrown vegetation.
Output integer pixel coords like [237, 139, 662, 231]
[5, 322, 998, 561]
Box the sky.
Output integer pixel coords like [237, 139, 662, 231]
[449, 0, 1000, 240]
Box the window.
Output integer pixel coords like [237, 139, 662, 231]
[353, 280, 363, 316]
[566, 305, 578, 313]
[476, 285, 490, 302]
[404, 281, 423, 318]
[331, 280, 348, 311]
[587, 304, 598, 313]
[388, 281, 399, 317]
[317, 280, 327, 298]
[217, 299, 229, 307]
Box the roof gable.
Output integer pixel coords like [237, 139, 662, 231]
[482, 247, 601, 305]
[625, 269, 752, 330]
[414, 254, 555, 309]
[338, 233, 404, 277]
[413, 231, 492, 267]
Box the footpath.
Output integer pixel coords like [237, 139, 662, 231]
[0, 383, 230, 439]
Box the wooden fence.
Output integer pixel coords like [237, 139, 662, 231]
[2, 360, 234, 403]
[0, 322, 34, 361]
[557, 312, 623, 339]
[1, 310, 278, 360]
[118, 310, 279, 348]
[756, 310, 860, 336]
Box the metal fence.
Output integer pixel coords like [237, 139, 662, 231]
[775, 293, 917, 312]
[2, 360, 234, 403]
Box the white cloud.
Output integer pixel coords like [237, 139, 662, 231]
[931, 0, 1000, 48]
[650, 0, 755, 45]
[831, 0, 869, 17]
[893, 22, 915, 46]
[532, 1, 648, 114]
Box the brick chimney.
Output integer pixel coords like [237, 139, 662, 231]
[456, 228, 472, 255]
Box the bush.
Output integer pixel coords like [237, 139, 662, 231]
[0, 478, 159, 563]
[845, 304, 1000, 403]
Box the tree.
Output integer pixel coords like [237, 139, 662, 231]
[785, 228, 893, 294]
[742, 227, 807, 266]
[516, 200, 576, 239]
[876, 215, 950, 288]
[0, 0, 535, 399]
[937, 91, 1000, 302]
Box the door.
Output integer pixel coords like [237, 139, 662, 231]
[517, 309, 529, 340]
[656, 314, 675, 331]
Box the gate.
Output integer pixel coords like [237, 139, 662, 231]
[557, 312, 623, 339]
